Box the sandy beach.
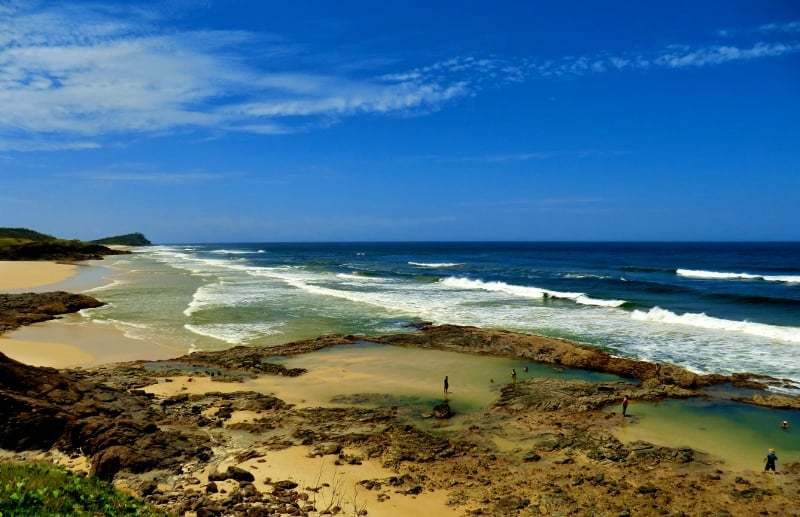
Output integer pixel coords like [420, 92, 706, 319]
[0, 261, 77, 291]
[0, 318, 184, 368]
[0, 259, 184, 368]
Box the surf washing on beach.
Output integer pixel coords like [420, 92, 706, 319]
[72, 242, 800, 387]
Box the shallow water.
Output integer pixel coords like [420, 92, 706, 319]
[145, 342, 623, 426]
[613, 398, 800, 471]
[265, 342, 622, 417]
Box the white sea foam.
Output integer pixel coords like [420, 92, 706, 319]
[78, 303, 114, 317]
[210, 249, 266, 255]
[409, 261, 463, 268]
[83, 279, 126, 293]
[335, 273, 388, 282]
[563, 273, 610, 280]
[184, 322, 283, 344]
[88, 317, 152, 341]
[439, 277, 627, 307]
[631, 307, 800, 343]
[183, 277, 273, 316]
[677, 268, 800, 284]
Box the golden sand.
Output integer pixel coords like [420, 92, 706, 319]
[0, 261, 77, 291]
[0, 337, 95, 368]
[0, 316, 185, 368]
[198, 446, 461, 517]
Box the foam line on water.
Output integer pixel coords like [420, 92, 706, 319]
[184, 322, 283, 344]
[335, 273, 389, 282]
[677, 268, 800, 284]
[409, 261, 464, 268]
[439, 276, 628, 308]
[210, 249, 266, 254]
[630, 307, 800, 343]
[83, 278, 126, 293]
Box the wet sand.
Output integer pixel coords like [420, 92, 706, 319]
[0, 261, 77, 291]
[0, 315, 185, 368]
[0, 258, 186, 368]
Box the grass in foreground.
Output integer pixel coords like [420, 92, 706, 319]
[0, 462, 164, 517]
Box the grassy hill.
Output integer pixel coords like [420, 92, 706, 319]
[0, 228, 56, 242]
[0, 228, 130, 261]
[91, 232, 152, 246]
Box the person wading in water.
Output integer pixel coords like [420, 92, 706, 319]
[443, 376, 449, 399]
[622, 396, 629, 417]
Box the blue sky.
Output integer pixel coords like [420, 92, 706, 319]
[0, 0, 798, 242]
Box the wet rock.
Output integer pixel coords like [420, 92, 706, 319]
[274, 479, 299, 490]
[432, 401, 453, 419]
[522, 452, 541, 462]
[206, 481, 219, 493]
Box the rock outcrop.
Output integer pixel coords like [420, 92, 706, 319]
[0, 353, 211, 480]
[0, 292, 104, 333]
[90, 233, 152, 246]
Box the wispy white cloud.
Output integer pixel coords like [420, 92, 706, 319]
[0, 139, 100, 151]
[759, 21, 800, 33]
[72, 170, 226, 184]
[430, 150, 628, 163]
[0, 3, 476, 148]
[1, 3, 797, 151]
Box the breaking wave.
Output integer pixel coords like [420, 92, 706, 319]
[409, 261, 463, 268]
[439, 277, 627, 308]
[184, 322, 283, 345]
[631, 307, 800, 343]
[677, 269, 800, 284]
[210, 249, 266, 255]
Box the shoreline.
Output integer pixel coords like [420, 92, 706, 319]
[0, 258, 185, 368]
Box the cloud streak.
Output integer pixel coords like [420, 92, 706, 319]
[0, 3, 797, 151]
[72, 170, 226, 184]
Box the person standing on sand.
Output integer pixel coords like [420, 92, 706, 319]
[622, 396, 629, 417]
[765, 449, 778, 472]
[443, 376, 449, 398]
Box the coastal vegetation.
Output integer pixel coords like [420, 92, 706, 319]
[0, 462, 162, 516]
[0, 227, 148, 261]
[91, 233, 152, 246]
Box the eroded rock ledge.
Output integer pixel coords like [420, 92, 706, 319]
[0, 352, 210, 480]
[0, 292, 104, 333]
[123, 324, 798, 408]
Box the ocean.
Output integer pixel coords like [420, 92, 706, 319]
[81, 242, 800, 386]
